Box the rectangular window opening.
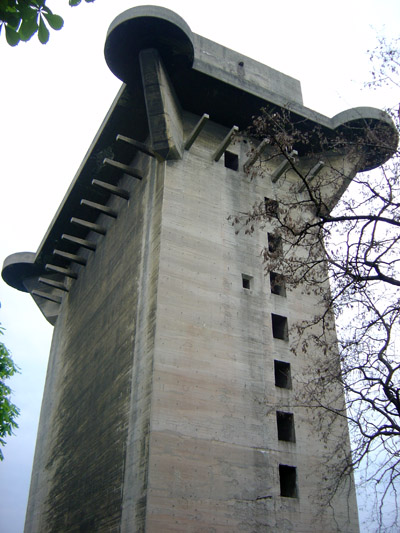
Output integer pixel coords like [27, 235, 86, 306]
[270, 272, 286, 297]
[279, 464, 298, 498]
[274, 360, 291, 389]
[242, 273, 252, 290]
[264, 197, 278, 218]
[268, 233, 282, 255]
[225, 151, 239, 171]
[272, 313, 288, 341]
[276, 411, 295, 442]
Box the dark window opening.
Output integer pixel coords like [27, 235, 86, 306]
[276, 411, 295, 442]
[279, 465, 298, 498]
[270, 272, 286, 296]
[242, 274, 252, 289]
[225, 151, 239, 171]
[274, 360, 291, 389]
[264, 197, 279, 218]
[268, 233, 282, 255]
[272, 314, 288, 341]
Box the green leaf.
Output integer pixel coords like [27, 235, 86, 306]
[38, 14, 49, 44]
[43, 13, 63, 31]
[69, 0, 81, 6]
[19, 14, 39, 42]
[5, 24, 20, 46]
[0, 321, 20, 461]
[1, 11, 21, 30]
[40, 5, 52, 15]
[18, 4, 37, 18]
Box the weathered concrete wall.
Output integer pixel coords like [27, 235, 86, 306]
[24, 153, 164, 532]
[24, 110, 359, 532]
[144, 113, 359, 532]
[193, 34, 303, 106]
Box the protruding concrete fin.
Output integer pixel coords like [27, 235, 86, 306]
[271, 150, 298, 183]
[116, 134, 164, 161]
[45, 264, 77, 279]
[139, 48, 184, 160]
[298, 161, 325, 193]
[92, 179, 130, 200]
[213, 126, 239, 162]
[39, 277, 69, 292]
[53, 250, 87, 266]
[70, 217, 106, 236]
[185, 113, 209, 151]
[243, 139, 268, 173]
[80, 199, 118, 218]
[32, 290, 62, 305]
[62, 234, 97, 251]
[103, 158, 143, 180]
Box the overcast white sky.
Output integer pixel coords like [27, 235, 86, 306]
[0, 1, 399, 532]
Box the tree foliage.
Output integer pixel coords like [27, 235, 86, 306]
[0, 323, 19, 461]
[232, 38, 400, 530]
[0, 0, 95, 45]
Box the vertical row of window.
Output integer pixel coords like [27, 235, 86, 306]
[241, 217, 298, 499]
[267, 226, 298, 499]
[275, 353, 297, 497]
[269, 227, 298, 499]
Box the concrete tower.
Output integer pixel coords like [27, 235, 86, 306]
[2, 6, 396, 532]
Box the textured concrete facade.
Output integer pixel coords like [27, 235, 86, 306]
[2, 6, 397, 532]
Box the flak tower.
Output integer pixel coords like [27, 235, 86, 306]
[2, 6, 395, 532]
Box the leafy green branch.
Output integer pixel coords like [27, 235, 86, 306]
[0, 0, 95, 46]
[0, 324, 20, 460]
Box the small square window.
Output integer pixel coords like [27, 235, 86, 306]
[279, 464, 298, 498]
[270, 272, 286, 297]
[264, 197, 278, 218]
[242, 274, 252, 289]
[268, 233, 282, 255]
[274, 360, 291, 389]
[276, 411, 295, 442]
[272, 314, 288, 341]
[225, 151, 239, 171]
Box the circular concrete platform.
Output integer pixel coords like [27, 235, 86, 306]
[2, 252, 41, 292]
[104, 5, 194, 84]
